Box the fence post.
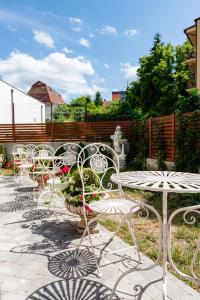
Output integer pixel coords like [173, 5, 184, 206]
[51, 121, 54, 143]
[171, 113, 175, 162]
[149, 118, 152, 158]
[11, 89, 15, 143]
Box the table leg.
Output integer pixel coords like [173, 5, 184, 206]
[162, 191, 168, 299]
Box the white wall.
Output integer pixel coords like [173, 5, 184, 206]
[0, 80, 45, 124]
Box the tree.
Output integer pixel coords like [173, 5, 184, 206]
[125, 34, 194, 118]
[94, 91, 103, 106]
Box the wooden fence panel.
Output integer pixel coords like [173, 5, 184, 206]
[0, 114, 199, 162]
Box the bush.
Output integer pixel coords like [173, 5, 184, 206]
[73, 168, 99, 189]
[0, 144, 7, 166]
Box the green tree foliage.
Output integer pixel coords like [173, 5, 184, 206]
[53, 96, 96, 121]
[94, 91, 103, 106]
[126, 34, 194, 118]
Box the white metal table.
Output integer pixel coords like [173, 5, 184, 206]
[111, 171, 200, 299]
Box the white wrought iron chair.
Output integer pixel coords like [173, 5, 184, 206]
[12, 144, 31, 184]
[77, 143, 141, 276]
[31, 144, 56, 208]
[44, 143, 84, 217]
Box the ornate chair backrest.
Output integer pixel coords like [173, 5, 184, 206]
[32, 144, 55, 172]
[12, 144, 28, 164]
[26, 144, 36, 161]
[77, 143, 120, 204]
[54, 143, 83, 175]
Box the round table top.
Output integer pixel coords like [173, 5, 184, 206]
[111, 171, 200, 193]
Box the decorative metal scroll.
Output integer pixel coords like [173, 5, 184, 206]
[77, 143, 119, 195]
[168, 204, 200, 284]
[54, 143, 83, 171]
[109, 201, 163, 300]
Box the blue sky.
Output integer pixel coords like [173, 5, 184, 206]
[0, 0, 200, 102]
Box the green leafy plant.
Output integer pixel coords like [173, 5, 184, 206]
[127, 122, 148, 170]
[61, 168, 100, 207]
[0, 144, 7, 166]
[175, 111, 200, 172]
[153, 122, 167, 170]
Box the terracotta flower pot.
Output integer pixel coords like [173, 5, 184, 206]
[65, 199, 98, 235]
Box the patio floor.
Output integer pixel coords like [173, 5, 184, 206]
[0, 176, 199, 300]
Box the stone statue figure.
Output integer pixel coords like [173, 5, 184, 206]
[110, 126, 122, 154]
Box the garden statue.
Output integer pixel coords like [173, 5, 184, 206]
[110, 126, 127, 169]
[110, 126, 122, 154]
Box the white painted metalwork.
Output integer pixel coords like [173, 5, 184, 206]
[35, 143, 83, 219]
[12, 144, 32, 184]
[110, 170, 200, 300]
[77, 143, 141, 276]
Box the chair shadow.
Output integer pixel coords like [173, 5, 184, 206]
[0, 195, 36, 212]
[25, 278, 120, 300]
[10, 220, 99, 280]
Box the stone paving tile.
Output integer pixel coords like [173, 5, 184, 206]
[0, 176, 199, 299]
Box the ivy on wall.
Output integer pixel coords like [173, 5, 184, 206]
[175, 111, 200, 172]
[127, 122, 148, 170]
[153, 122, 167, 170]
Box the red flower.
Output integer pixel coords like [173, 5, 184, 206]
[43, 175, 49, 182]
[85, 205, 93, 212]
[62, 166, 70, 174]
[14, 160, 21, 166]
[92, 193, 96, 197]
[79, 195, 83, 200]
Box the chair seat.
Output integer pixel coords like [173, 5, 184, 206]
[88, 198, 139, 214]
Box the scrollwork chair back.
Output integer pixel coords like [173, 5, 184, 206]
[54, 143, 83, 175]
[77, 143, 120, 199]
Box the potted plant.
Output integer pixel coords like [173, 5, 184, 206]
[61, 168, 102, 234]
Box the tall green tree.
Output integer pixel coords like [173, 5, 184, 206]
[94, 91, 103, 106]
[125, 34, 194, 118]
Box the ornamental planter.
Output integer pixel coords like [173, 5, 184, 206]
[65, 199, 98, 235]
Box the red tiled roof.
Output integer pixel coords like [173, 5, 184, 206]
[27, 81, 64, 105]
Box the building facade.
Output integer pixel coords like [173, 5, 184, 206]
[0, 79, 45, 124]
[112, 91, 126, 101]
[184, 17, 200, 90]
[28, 81, 64, 120]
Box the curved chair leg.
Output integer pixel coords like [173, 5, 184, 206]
[125, 215, 141, 263]
[84, 218, 102, 277]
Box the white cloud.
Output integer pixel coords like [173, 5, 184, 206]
[7, 25, 17, 32]
[69, 17, 83, 32]
[33, 30, 55, 48]
[69, 17, 83, 25]
[120, 63, 139, 79]
[104, 63, 110, 69]
[63, 47, 73, 54]
[79, 38, 90, 48]
[99, 25, 117, 35]
[0, 51, 105, 100]
[124, 28, 139, 37]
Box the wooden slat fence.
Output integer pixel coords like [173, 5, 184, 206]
[0, 114, 199, 162]
[0, 121, 135, 144]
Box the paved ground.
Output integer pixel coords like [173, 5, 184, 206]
[0, 176, 199, 300]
